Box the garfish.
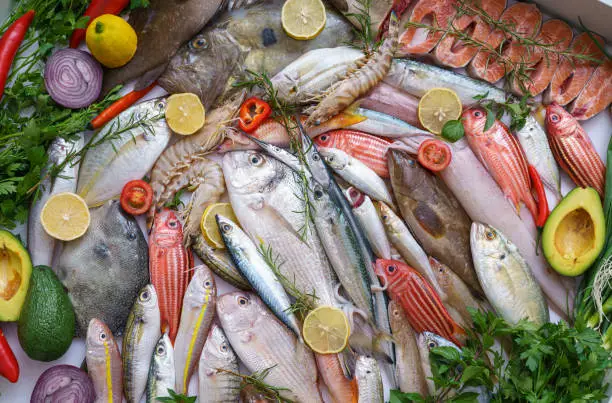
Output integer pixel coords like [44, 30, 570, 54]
[354, 356, 384, 403]
[28, 135, 83, 267]
[358, 82, 420, 126]
[545, 103, 606, 197]
[146, 333, 175, 403]
[86, 319, 123, 403]
[320, 147, 394, 205]
[570, 60, 612, 120]
[345, 187, 392, 259]
[77, 98, 170, 207]
[217, 214, 302, 337]
[55, 201, 149, 335]
[388, 301, 428, 395]
[122, 285, 161, 403]
[174, 265, 216, 394]
[217, 292, 322, 402]
[198, 323, 241, 403]
[397, 0, 457, 55]
[471, 223, 549, 325]
[149, 208, 193, 343]
[388, 150, 482, 295]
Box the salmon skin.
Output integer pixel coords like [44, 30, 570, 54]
[149, 209, 193, 343]
[544, 32, 606, 106]
[545, 103, 606, 197]
[398, 0, 457, 56]
[569, 60, 612, 120]
[433, 0, 506, 68]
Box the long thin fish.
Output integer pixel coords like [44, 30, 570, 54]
[146, 333, 175, 403]
[198, 323, 241, 403]
[345, 187, 392, 259]
[355, 356, 384, 403]
[86, 319, 123, 403]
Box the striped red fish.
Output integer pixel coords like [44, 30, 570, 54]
[397, 0, 457, 56]
[374, 259, 465, 346]
[315, 354, 357, 403]
[462, 108, 538, 221]
[569, 60, 612, 120]
[149, 208, 193, 343]
[545, 103, 606, 197]
[313, 130, 392, 178]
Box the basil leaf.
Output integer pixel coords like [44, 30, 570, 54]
[441, 119, 464, 142]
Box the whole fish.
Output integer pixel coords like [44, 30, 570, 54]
[345, 187, 391, 259]
[28, 135, 83, 267]
[569, 59, 612, 120]
[348, 107, 429, 138]
[217, 214, 302, 337]
[388, 301, 428, 395]
[77, 98, 170, 207]
[149, 209, 193, 343]
[198, 323, 241, 403]
[217, 292, 322, 402]
[55, 201, 149, 335]
[358, 82, 420, 126]
[86, 319, 123, 403]
[398, 0, 457, 55]
[388, 150, 482, 295]
[471, 223, 549, 325]
[174, 266, 217, 393]
[146, 333, 175, 403]
[122, 285, 161, 403]
[354, 356, 384, 403]
[545, 103, 606, 197]
[320, 147, 393, 205]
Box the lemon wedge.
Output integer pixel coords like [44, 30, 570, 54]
[303, 306, 350, 354]
[282, 0, 327, 41]
[166, 93, 206, 135]
[418, 88, 462, 135]
[40, 192, 90, 241]
[201, 203, 239, 249]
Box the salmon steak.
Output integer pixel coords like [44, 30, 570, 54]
[569, 60, 612, 120]
[397, 0, 457, 56]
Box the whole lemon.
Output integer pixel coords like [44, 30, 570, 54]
[86, 14, 137, 68]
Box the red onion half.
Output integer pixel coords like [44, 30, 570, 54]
[44, 49, 102, 109]
[31, 365, 94, 403]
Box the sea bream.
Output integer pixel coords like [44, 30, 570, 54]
[198, 323, 241, 403]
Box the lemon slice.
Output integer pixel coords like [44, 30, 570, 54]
[166, 93, 206, 135]
[303, 306, 350, 354]
[418, 88, 462, 135]
[40, 192, 91, 241]
[282, 0, 327, 41]
[201, 203, 239, 249]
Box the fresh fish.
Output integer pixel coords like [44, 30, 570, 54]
[86, 319, 123, 403]
[348, 107, 429, 138]
[122, 285, 161, 403]
[198, 323, 241, 403]
[545, 103, 606, 197]
[354, 356, 384, 403]
[388, 301, 428, 395]
[388, 150, 482, 295]
[326, 0, 398, 38]
[397, 0, 457, 55]
[345, 187, 392, 259]
[358, 82, 420, 126]
[570, 60, 612, 120]
[515, 115, 561, 199]
[55, 201, 149, 335]
[217, 214, 302, 337]
[77, 98, 170, 207]
[28, 135, 83, 267]
[174, 266, 216, 394]
[159, 0, 353, 109]
[315, 354, 358, 403]
[149, 208, 193, 343]
[471, 223, 549, 325]
[240, 384, 275, 402]
[320, 148, 393, 205]
[217, 292, 322, 402]
[146, 333, 175, 403]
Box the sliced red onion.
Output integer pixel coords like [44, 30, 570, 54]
[44, 49, 102, 109]
[31, 365, 94, 403]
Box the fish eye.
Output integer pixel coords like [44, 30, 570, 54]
[139, 290, 150, 302]
[249, 153, 263, 166]
[550, 113, 560, 123]
[428, 341, 437, 349]
[157, 345, 165, 355]
[387, 265, 396, 273]
[408, 159, 415, 167]
[473, 110, 483, 118]
[485, 230, 496, 240]
[190, 36, 208, 49]
[237, 296, 249, 306]
[221, 223, 232, 233]
[220, 343, 228, 352]
[320, 135, 328, 142]
[99, 332, 107, 341]
[204, 280, 213, 288]
[168, 220, 178, 228]
[312, 153, 320, 162]
[156, 100, 166, 111]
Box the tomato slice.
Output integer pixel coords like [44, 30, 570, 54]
[417, 139, 452, 172]
[120, 180, 153, 216]
[239, 97, 272, 132]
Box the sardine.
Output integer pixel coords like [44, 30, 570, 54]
[174, 265, 216, 394]
[470, 223, 549, 325]
[198, 323, 241, 403]
[122, 285, 161, 403]
[217, 292, 322, 402]
[146, 333, 175, 403]
[355, 356, 384, 403]
[86, 319, 123, 403]
[345, 187, 391, 259]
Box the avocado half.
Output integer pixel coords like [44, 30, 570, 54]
[0, 230, 33, 321]
[542, 187, 606, 277]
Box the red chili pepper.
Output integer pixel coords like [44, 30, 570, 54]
[0, 10, 35, 101]
[239, 97, 272, 133]
[90, 81, 157, 129]
[529, 165, 549, 228]
[69, 0, 130, 48]
[0, 328, 19, 383]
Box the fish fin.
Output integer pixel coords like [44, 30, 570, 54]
[348, 331, 394, 364]
[255, 203, 309, 244]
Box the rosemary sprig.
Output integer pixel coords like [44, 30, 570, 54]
[217, 367, 294, 403]
[344, 0, 380, 55]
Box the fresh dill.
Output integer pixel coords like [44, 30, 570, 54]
[217, 367, 295, 403]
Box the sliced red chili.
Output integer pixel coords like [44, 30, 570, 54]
[528, 165, 549, 228]
[239, 97, 272, 133]
[417, 139, 452, 172]
[120, 180, 153, 216]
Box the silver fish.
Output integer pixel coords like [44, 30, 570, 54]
[174, 265, 217, 394]
[77, 98, 170, 207]
[217, 213, 302, 338]
[147, 333, 175, 403]
[349, 107, 429, 138]
[198, 323, 241, 403]
[217, 292, 322, 402]
[122, 285, 161, 403]
[345, 187, 392, 259]
[28, 135, 83, 267]
[86, 319, 123, 403]
[470, 223, 549, 325]
[355, 356, 384, 403]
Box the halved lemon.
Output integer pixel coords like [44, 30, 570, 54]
[201, 203, 239, 249]
[418, 88, 462, 135]
[40, 192, 90, 241]
[166, 93, 206, 135]
[303, 306, 350, 354]
[282, 0, 327, 41]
